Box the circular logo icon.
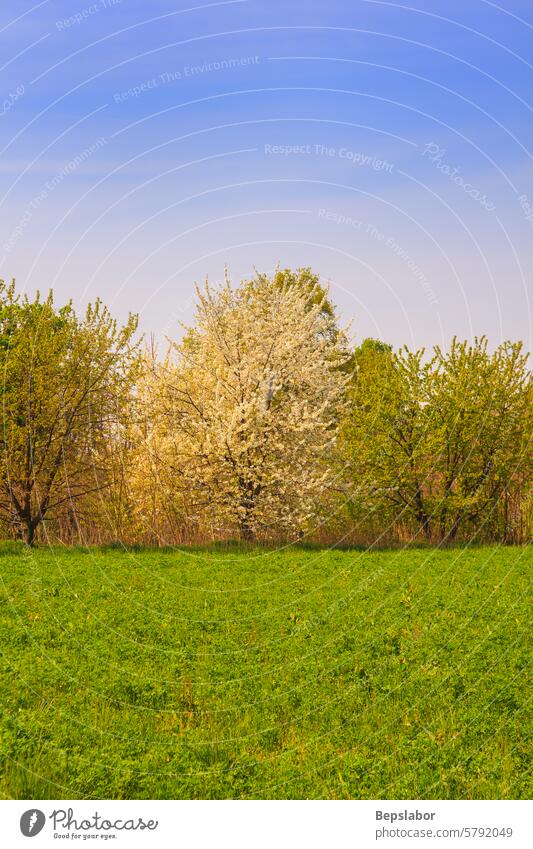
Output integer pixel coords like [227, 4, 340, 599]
[20, 810, 46, 837]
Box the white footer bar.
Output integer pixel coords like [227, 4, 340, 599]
[1, 799, 531, 848]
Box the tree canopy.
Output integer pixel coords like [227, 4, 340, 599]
[339, 336, 531, 543]
[0, 273, 530, 546]
[0, 280, 139, 544]
[133, 271, 350, 541]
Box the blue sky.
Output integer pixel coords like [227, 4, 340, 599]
[0, 0, 531, 349]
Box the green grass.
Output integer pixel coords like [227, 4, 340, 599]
[0, 543, 530, 799]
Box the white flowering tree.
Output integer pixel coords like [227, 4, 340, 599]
[151, 270, 349, 540]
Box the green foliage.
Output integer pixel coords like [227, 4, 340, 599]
[0, 545, 530, 799]
[428, 338, 532, 541]
[0, 273, 530, 546]
[354, 337, 393, 359]
[268, 266, 335, 319]
[340, 337, 532, 543]
[0, 280, 139, 545]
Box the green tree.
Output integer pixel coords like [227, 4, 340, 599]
[0, 280, 138, 545]
[340, 336, 532, 543]
[269, 266, 335, 318]
[429, 337, 531, 540]
[341, 344, 436, 539]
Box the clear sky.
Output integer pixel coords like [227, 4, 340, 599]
[0, 0, 531, 350]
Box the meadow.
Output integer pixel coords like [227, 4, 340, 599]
[0, 543, 530, 800]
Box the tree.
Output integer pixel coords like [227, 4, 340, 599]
[126, 346, 192, 545]
[270, 266, 336, 320]
[340, 336, 532, 543]
[0, 280, 138, 545]
[150, 271, 349, 541]
[340, 344, 436, 540]
[428, 337, 531, 541]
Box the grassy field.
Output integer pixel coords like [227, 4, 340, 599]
[0, 543, 530, 800]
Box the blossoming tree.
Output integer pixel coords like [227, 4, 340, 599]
[148, 269, 349, 540]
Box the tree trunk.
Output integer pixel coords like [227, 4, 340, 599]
[414, 487, 431, 540]
[447, 514, 462, 542]
[439, 509, 447, 541]
[238, 476, 259, 542]
[239, 519, 254, 542]
[24, 519, 38, 546]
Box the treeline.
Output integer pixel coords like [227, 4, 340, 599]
[0, 271, 530, 547]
